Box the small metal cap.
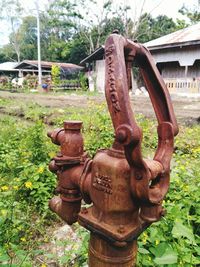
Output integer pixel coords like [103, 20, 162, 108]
[64, 121, 83, 130]
[112, 29, 119, 34]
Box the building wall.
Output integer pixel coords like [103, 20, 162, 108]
[159, 60, 200, 79]
[151, 46, 200, 67]
[95, 59, 105, 93]
[187, 60, 200, 78]
[157, 60, 200, 94]
[159, 62, 184, 78]
[151, 46, 200, 94]
[88, 59, 135, 93]
[165, 78, 200, 94]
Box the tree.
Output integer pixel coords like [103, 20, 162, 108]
[135, 13, 187, 43]
[64, 36, 88, 64]
[0, 43, 18, 62]
[43, 0, 82, 61]
[59, 16, 126, 64]
[18, 16, 37, 60]
[0, 15, 38, 62]
[134, 13, 153, 43]
[0, 0, 190, 65]
[77, 0, 114, 53]
[149, 15, 177, 39]
[113, 0, 152, 40]
[0, 49, 8, 63]
[51, 64, 61, 86]
[102, 17, 126, 38]
[0, 0, 23, 62]
[179, 4, 200, 24]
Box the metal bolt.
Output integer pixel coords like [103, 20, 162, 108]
[135, 173, 143, 180]
[81, 207, 88, 214]
[116, 130, 127, 143]
[117, 225, 125, 234]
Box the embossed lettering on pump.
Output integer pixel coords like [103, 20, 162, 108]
[93, 173, 113, 195]
[105, 45, 121, 113]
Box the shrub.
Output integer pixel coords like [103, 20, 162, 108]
[0, 101, 200, 266]
[0, 118, 57, 265]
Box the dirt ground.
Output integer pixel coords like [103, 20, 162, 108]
[0, 91, 200, 125]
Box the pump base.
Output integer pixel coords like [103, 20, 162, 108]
[79, 207, 150, 243]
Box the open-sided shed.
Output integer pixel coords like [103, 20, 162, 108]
[14, 60, 83, 78]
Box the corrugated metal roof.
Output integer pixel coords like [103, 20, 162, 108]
[80, 46, 105, 65]
[145, 23, 200, 49]
[15, 60, 83, 70]
[0, 62, 18, 70]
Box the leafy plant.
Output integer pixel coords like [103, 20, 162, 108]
[78, 73, 89, 91]
[51, 64, 61, 88]
[0, 98, 200, 266]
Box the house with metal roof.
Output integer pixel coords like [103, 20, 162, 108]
[80, 46, 105, 92]
[14, 60, 83, 78]
[145, 23, 200, 94]
[80, 45, 136, 93]
[0, 62, 18, 75]
[0, 60, 83, 77]
[0, 60, 84, 90]
[81, 23, 200, 94]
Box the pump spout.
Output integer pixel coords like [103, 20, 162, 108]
[49, 196, 81, 225]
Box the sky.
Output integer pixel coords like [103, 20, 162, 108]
[0, 0, 199, 46]
[142, 0, 197, 19]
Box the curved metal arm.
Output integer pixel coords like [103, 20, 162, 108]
[105, 33, 178, 204]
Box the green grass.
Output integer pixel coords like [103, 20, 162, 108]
[0, 95, 199, 266]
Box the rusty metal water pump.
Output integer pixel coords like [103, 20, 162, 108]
[47, 33, 178, 266]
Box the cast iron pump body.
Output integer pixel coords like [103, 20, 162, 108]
[48, 33, 178, 267]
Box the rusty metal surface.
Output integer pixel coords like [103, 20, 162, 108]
[89, 233, 137, 267]
[48, 33, 178, 266]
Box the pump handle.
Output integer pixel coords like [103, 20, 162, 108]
[105, 34, 178, 203]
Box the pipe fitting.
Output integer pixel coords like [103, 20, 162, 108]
[49, 159, 59, 173]
[47, 128, 63, 145]
[49, 196, 81, 225]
